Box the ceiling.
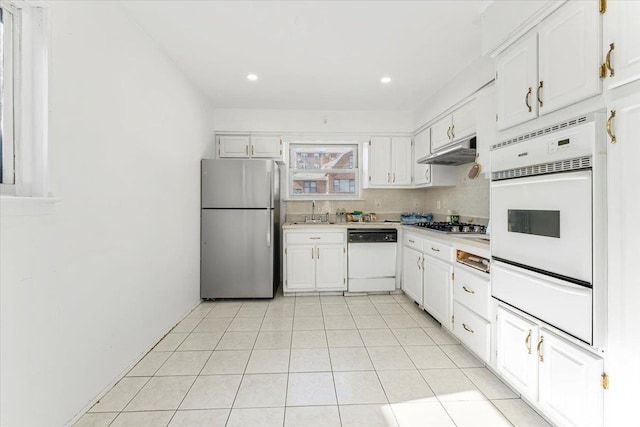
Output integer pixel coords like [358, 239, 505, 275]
[122, 1, 490, 111]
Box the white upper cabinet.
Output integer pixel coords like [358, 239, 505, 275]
[537, 0, 601, 115]
[431, 116, 454, 152]
[496, 1, 602, 131]
[250, 136, 282, 158]
[475, 83, 496, 176]
[218, 135, 251, 158]
[602, 0, 640, 90]
[451, 99, 477, 142]
[413, 128, 430, 186]
[218, 134, 282, 159]
[367, 136, 413, 187]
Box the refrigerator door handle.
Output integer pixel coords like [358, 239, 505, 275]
[268, 170, 273, 208]
[266, 208, 272, 248]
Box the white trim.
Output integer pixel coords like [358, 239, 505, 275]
[0, 194, 58, 215]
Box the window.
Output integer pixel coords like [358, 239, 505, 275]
[289, 143, 359, 199]
[0, 5, 15, 186]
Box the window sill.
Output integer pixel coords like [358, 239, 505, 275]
[0, 196, 60, 217]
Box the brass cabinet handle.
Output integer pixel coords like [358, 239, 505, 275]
[607, 110, 617, 144]
[525, 329, 532, 354]
[311, 248, 314, 259]
[251, 145, 255, 155]
[462, 286, 475, 294]
[537, 336, 544, 362]
[462, 323, 474, 334]
[408, 239, 415, 243]
[536, 81, 544, 107]
[309, 237, 321, 240]
[245, 145, 249, 155]
[387, 173, 391, 183]
[446, 126, 451, 139]
[606, 43, 615, 77]
[421, 258, 425, 269]
[451, 124, 455, 139]
[525, 87, 532, 112]
[416, 257, 422, 270]
[317, 247, 320, 259]
[393, 173, 396, 183]
[431, 247, 440, 252]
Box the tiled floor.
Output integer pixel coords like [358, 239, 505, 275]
[74, 291, 551, 427]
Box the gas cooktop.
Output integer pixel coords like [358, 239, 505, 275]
[412, 222, 487, 234]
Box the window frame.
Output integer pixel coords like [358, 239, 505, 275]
[286, 140, 363, 201]
[1, 3, 16, 191]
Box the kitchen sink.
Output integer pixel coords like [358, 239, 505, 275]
[292, 221, 335, 225]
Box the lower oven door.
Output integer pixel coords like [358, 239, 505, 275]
[491, 169, 592, 285]
[493, 260, 592, 343]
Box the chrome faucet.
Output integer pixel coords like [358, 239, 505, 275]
[311, 200, 316, 221]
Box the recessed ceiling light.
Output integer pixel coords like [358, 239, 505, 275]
[247, 73, 258, 81]
[380, 76, 392, 84]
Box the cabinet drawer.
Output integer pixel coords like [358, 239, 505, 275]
[453, 302, 491, 362]
[403, 233, 423, 252]
[453, 266, 491, 319]
[286, 232, 345, 245]
[422, 239, 453, 262]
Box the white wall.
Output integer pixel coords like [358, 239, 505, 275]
[0, 2, 214, 426]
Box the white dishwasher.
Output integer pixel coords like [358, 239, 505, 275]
[347, 229, 397, 292]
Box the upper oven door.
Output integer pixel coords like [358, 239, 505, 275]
[491, 170, 592, 285]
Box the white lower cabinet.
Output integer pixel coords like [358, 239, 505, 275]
[423, 255, 453, 328]
[453, 302, 491, 362]
[401, 245, 423, 305]
[496, 305, 604, 427]
[284, 230, 346, 292]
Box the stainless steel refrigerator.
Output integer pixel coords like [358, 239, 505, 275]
[201, 159, 281, 299]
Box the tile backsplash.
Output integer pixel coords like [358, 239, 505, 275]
[285, 165, 489, 221]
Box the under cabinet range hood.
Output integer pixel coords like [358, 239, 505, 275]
[417, 136, 477, 166]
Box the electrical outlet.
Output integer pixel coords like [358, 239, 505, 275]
[437, 200, 441, 210]
[374, 199, 382, 208]
[413, 199, 420, 208]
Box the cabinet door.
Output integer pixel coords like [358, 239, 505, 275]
[422, 256, 453, 328]
[286, 245, 316, 290]
[391, 136, 412, 185]
[219, 135, 250, 158]
[538, 0, 601, 115]
[414, 129, 430, 186]
[603, 0, 640, 90]
[316, 244, 346, 290]
[451, 98, 476, 142]
[402, 246, 423, 305]
[251, 136, 282, 159]
[496, 34, 538, 131]
[368, 137, 392, 186]
[475, 84, 496, 176]
[538, 330, 604, 427]
[431, 115, 453, 152]
[496, 306, 539, 401]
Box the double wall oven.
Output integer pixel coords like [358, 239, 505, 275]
[490, 113, 607, 346]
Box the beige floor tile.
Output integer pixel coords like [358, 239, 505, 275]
[201, 350, 250, 375]
[353, 314, 388, 329]
[359, 329, 400, 347]
[155, 351, 211, 376]
[423, 327, 458, 345]
[193, 318, 233, 333]
[233, 373, 288, 408]
[326, 329, 364, 347]
[442, 401, 512, 427]
[393, 293, 414, 304]
[382, 314, 419, 328]
[374, 303, 408, 315]
[126, 351, 172, 377]
[176, 332, 222, 351]
[399, 302, 425, 317]
[88, 377, 149, 412]
[154, 332, 189, 351]
[367, 346, 415, 371]
[321, 304, 350, 316]
[171, 319, 201, 333]
[348, 303, 378, 315]
[290, 347, 331, 372]
[168, 409, 229, 427]
[110, 411, 174, 427]
[284, 406, 341, 427]
[291, 330, 327, 348]
[179, 374, 242, 409]
[440, 344, 484, 368]
[293, 316, 325, 330]
[323, 315, 357, 330]
[320, 295, 348, 304]
[254, 330, 292, 349]
[329, 347, 374, 371]
[286, 372, 337, 406]
[420, 368, 486, 401]
[345, 295, 371, 304]
[215, 331, 257, 350]
[339, 404, 398, 427]
[492, 399, 552, 427]
[334, 371, 387, 405]
[207, 305, 241, 318]
[226, 408, 285, 427]
[369, 295, 397, 304]
[265, 305, 295, 318]
[295, 303, 323, 317]
[404, 346, 456, 369]
[409, 313, 441, 328]
[462, 367, 518, 400]
[124, 376, 196, 411]
[73, 412, 118, 427]
[227, 316, 263, 332]
[377, 370, 435, 403]
[236, 305, 268, 317]
[260, 316, 293, 331]
[245, 349, 290, 374]
[391, 328, 436, 346]
[391, 401, 455, 427]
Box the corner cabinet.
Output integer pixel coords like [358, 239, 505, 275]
[413, 128, 457, 188]
[218, 134, 282, 159]
[602, 0, 640, 90]
[284, 230, 347, 293]
[368, 136, 412, 187]
[431, 99, 477, 152]
[496, 305, 605, 427]
[496, 0, 602, 130]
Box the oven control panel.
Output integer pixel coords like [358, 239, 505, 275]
[548, 137, 574, 154]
